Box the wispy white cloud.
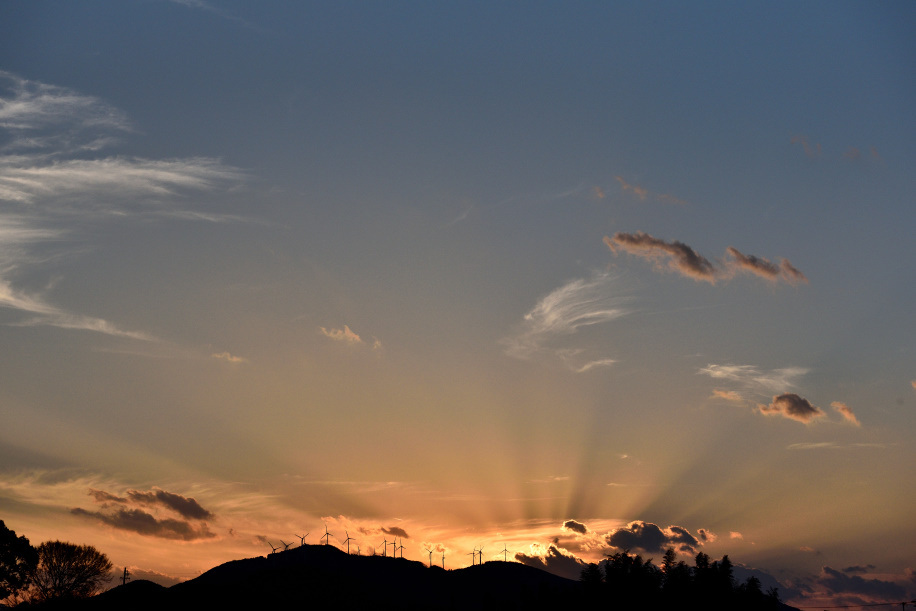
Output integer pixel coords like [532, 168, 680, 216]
[502, 272, 628, 371]
[168, 0, 265, 32]
[0, 157, 243, 205]
[0, 277, 153, 340]
[699, 364, 808, 395]
[571, 358, 617, 373]
[787, 442, 887, 451]
[0, 71, 245, 340]
[0, 70, 131, 154]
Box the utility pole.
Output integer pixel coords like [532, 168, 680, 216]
[121, 567, 131, 586]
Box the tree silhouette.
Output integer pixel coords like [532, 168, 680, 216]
[582, 548, 780, 610]
[0, 520, 38, 605]
[32, 540, 112, 602]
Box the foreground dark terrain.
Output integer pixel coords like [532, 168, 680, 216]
[22, 544, 800, 610]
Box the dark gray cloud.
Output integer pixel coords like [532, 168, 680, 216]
[817, 566, 907, 600]
[88, 489, 127, 504]
[605, 232, 716, 283]
[73, 486, 216, 540]
[126, 488, 213, 520]
[726, 247, 808, 285]
[71, 507, 216, 541]
[842, 565, 876, 574]
[382, 526, 409, 539]
[758, 393, 824, 423]
[563, 519, 588, 535]
[85, 486, 214, 520]
[514, 544, 588, 581]
[605, 232, 806, 286]
[606, 521, 702, 554]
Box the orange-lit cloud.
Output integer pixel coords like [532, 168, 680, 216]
[729, 531, 744, 540]
[613, 177, 688, 205]
[791, 135, 821, 158]
[211, 351, 247, 364]
[711, 389, 744, 402]
[758, 393, 824, 423]
[830, 401, 861, 427]
[615, 176, 649, 201]
[319, 324, 361, 344]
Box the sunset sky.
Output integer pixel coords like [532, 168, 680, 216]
[1, 1, 914, 607]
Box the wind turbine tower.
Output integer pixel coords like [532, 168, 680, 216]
[321, 524, 334, 546]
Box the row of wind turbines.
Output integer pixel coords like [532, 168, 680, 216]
[266, 525, 513, 569]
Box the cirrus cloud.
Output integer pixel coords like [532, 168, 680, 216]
[502, 272, 628, 372]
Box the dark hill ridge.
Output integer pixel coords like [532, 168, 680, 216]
[51, 545, 801, 610]
[70, 544, 580, 610]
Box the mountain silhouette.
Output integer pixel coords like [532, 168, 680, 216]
[33, 544, 802, 610]
[53, 544, 580, 610]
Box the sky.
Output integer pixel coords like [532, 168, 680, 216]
[0, 0, 914, 606]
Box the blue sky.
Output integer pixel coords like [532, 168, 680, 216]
[1, 1, 914, 606]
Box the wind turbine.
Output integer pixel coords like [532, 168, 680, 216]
[296, 533, 309, 547]
[379, 538, 387, 557]
[356, 545, 360, 556]
[467, 548, 477, 566]
[280, 540, 292, 551]
[267, 541, 280, 554]
[441, 550, 446, 569]
[395, 538, 405, 559]
[500, 544, 509, 562]
[342, 531, 354, 554]
[425, 547, 434, 567]
[321, 524, 334, 546]
[478, 546, 484, 565]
